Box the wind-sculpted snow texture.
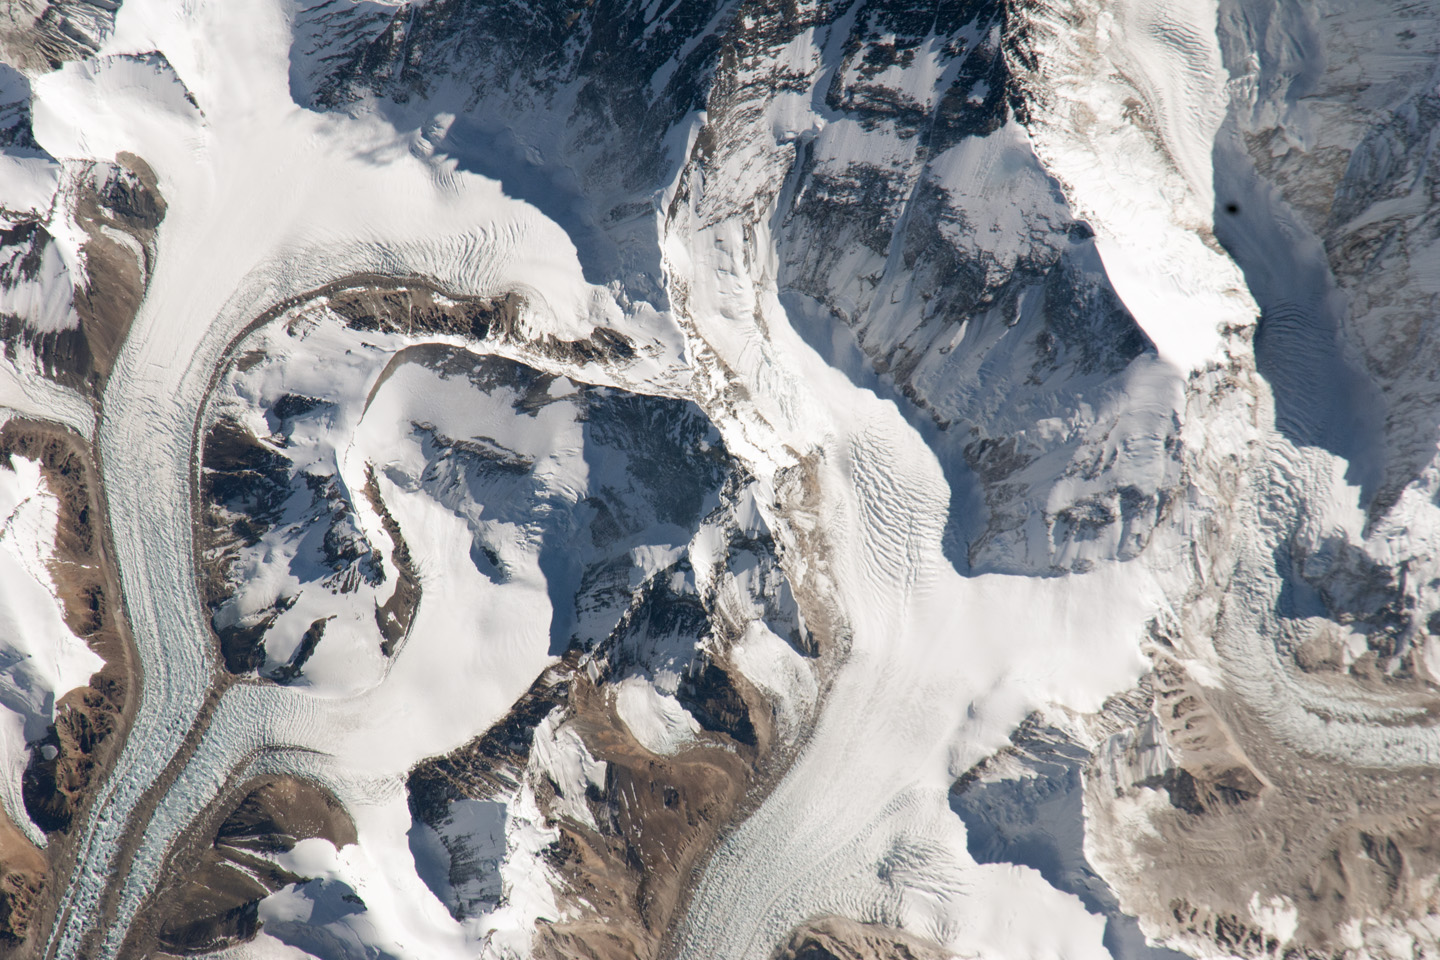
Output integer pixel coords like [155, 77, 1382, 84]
[1, 0, 1440, 959]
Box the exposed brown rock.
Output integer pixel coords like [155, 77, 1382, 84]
[326, 286, 524, 340]
[1086, 659, 1440, 958]
[363, 465, 420, 657]
[524, 458, 838, 960]
[174, 276, 818, 958]
[322, 286, 636, 366]
[137, 775, 356, 957]
[71, 153, 165, 385]
[408, 642, 778, 960]
[408, 657, 579, 818]
[0, 821, 44, 948]
[194, 417, 294, 674]
[538, 666, 772, 959]
[196, 417, 386, 676]
[267, 616, 332, 683]
[773, 916, 954, 960]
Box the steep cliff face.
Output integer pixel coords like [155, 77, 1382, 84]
[291, 0, 1174, 579]
[0, 134, 164, 397]
[0, 0, 117, 74]
[1216, 0, 1440, 650]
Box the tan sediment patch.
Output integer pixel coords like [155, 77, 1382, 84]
[773, 916, 955, 960]
[71, 153, 165, 387]
[1146, 652, 1268, 812]
[1086, 651, 1440, 959]
[362, 465, 420, 657]
[0, 419, 137, 954]
[124, 774, 356, 958]
[534, 667, 773, 960]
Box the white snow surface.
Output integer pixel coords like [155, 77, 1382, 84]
[0, 228, 77, 333]
[613, 676, 702, 756]
[0, 154, 59, 216]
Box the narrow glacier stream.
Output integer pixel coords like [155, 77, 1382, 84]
[666, 246, 1168, 959]
[25, 0, 1440, 956]
[43, 282, 229, 960]
[24, 1, 637, 954]
[38, 251, 400, 959]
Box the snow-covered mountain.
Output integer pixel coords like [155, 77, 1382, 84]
[0, 0, 1439, 959]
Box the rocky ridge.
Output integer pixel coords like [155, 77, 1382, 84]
[0, 418, 136, 953]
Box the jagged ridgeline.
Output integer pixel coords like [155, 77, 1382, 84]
[184, 280, 816, 958]
[197, 285, 744, 686]
[22, 0, 1440, 958]
[290, 0, 1165, 578]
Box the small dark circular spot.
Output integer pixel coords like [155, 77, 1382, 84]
[1224, 202, 1240, 215]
